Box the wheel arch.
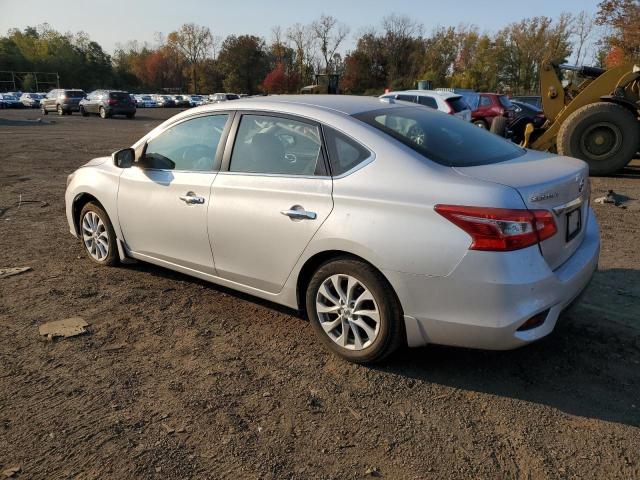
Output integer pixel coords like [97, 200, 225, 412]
[600, 95, 640, 116]
[295, 249, 403, 315]
[71, 192, 103, 236]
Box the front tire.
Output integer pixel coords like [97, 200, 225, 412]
[557, 102, 639, 176]
[80, 106, 89, 117]
[57, 105, 64, 116]
[41, 106, 48, 115]
[79, 202, 118, 266]
[305, 258, 404, 364]
[126, 112, 135, 119]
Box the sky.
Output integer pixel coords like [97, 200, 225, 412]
[0, 0, 601, 55]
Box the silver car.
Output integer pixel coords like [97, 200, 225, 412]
[65, 95, 599, 363]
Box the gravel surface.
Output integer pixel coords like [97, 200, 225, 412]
[1, 107, 639, 479]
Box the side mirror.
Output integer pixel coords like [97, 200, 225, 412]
[136, 153, 175, 170]
[112, 148, 135, 168]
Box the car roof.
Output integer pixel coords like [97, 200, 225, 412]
[210, 94, 409, 115]
[386, 89, 462, 100]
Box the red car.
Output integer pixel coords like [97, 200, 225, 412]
[462, 92, 516, 129]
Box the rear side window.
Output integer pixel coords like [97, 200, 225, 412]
[498, 95, 514, 108]
[446, 97, 470, 112]
[354, 107, 525, 167]
[143, 114, 229, 171]
[230, 114, 324, 176]
[65, 90, 85, 98]
[324, 127, 371, 176]
[417, 96, 438, 109]
[396, 94, 417, 103]
[479, 96, 492, 107]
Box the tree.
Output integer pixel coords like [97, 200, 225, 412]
[596, 0, 640, 64]
[262, 62, 299, 93]
[311, 14, 349, 74]
[168, 23, 214, 93]
[217, 35, 269, 94]
[286, 23, 315, 86]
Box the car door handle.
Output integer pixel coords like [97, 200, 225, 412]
[179, 192, 205, 205]
[280, 207, 317, 220]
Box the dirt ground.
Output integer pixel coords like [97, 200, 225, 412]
[1, 107, 639, 480]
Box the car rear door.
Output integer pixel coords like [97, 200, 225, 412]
[208, 112, 333, 293]
[117, 113, 232, 272]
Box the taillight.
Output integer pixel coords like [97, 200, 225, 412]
[107, 98, 117, 105]
[434, 205, 557, 251]
[444, 101, 454, 114]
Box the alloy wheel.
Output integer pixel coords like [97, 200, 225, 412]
[81, 211, 109, 261]
[315, 274, 380, 350]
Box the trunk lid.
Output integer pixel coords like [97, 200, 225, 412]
[454, 150, 590, 270]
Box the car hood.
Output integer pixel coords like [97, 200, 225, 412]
[82, 156, 109, 168]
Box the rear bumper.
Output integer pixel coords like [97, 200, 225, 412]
[106, 107, 136, 114]
[387, 207, 600, 350]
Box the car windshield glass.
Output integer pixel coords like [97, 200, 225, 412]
[66, 91, 85, 98]
[142, 96, 152, 100]
[499, 95, 514, 108]
[4, 95, 17, 100]
[446, 96, 470, 112]
[354, 107, 525, 167]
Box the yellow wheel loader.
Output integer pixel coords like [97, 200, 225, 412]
[522, 61, 640, 175]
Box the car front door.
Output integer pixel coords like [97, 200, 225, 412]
[117, 113, 232, 273]
[209, 112, 333, 293]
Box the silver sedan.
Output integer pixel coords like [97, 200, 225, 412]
[65, 95, 599, 363]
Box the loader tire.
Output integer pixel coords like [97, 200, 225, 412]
[557, 102, 639, 176]
[490, 116, 508, 137]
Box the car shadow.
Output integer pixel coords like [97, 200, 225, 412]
[123, 261, 640, 426]
[377, 267, 640, 427]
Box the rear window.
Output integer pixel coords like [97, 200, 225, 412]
[109, 92, 130, 101]
[498, 95, 514, 109]
[354, 107, 525, 167]
[65, 90, 85, 98]
[446, 96, 470, 113]
[226, 94, 239, 100]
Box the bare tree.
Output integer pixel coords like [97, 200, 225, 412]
[168, 23, 214, 93]
[572, 11, 596, 65]
[287, 23, 314, 81]
[311, 14, 350, 74]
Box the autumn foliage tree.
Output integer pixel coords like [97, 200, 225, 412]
[262, 62, 299, 93]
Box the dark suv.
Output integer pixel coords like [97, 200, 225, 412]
[80, 90, 136, 119]
[41, 89, 86, 115]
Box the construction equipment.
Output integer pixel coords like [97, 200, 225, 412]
[300, 74, 340, 94]
[522, 61, 640, 175]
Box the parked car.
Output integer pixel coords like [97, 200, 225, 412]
[0, 93, 23, 108]
[209, 92, 239, 103]
[508, 100, 547, 143]
[135, 95, 157, 108]
[379, 90, 472, 122]
[20, 92, 45, 108]
[155, 95, 175, 108]
[41, 89, 86, 115]
[186, 95, 206, 107]
[79, 90, 136, 119]
[65, 95, 599, 364]
[458, 92, 516, 129]
[511, 95, 542, 109]
[172, 95, 190, 108]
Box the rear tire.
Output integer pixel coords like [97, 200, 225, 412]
[41, 106, 48, 115]
[557, 102, 639, 176]
[473, 119, 488, 129]
[126, 112, 135, 119]
[99, 106, 108, 119]
[490, 116, 508, 137]
[80, 106, 89, 117]
[57, 105, 64, 116]
[305, 258, 404, 364]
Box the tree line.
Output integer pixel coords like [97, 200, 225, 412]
[0, 1, 638, 95]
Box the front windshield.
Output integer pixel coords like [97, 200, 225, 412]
[354, 106, 526, 167]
